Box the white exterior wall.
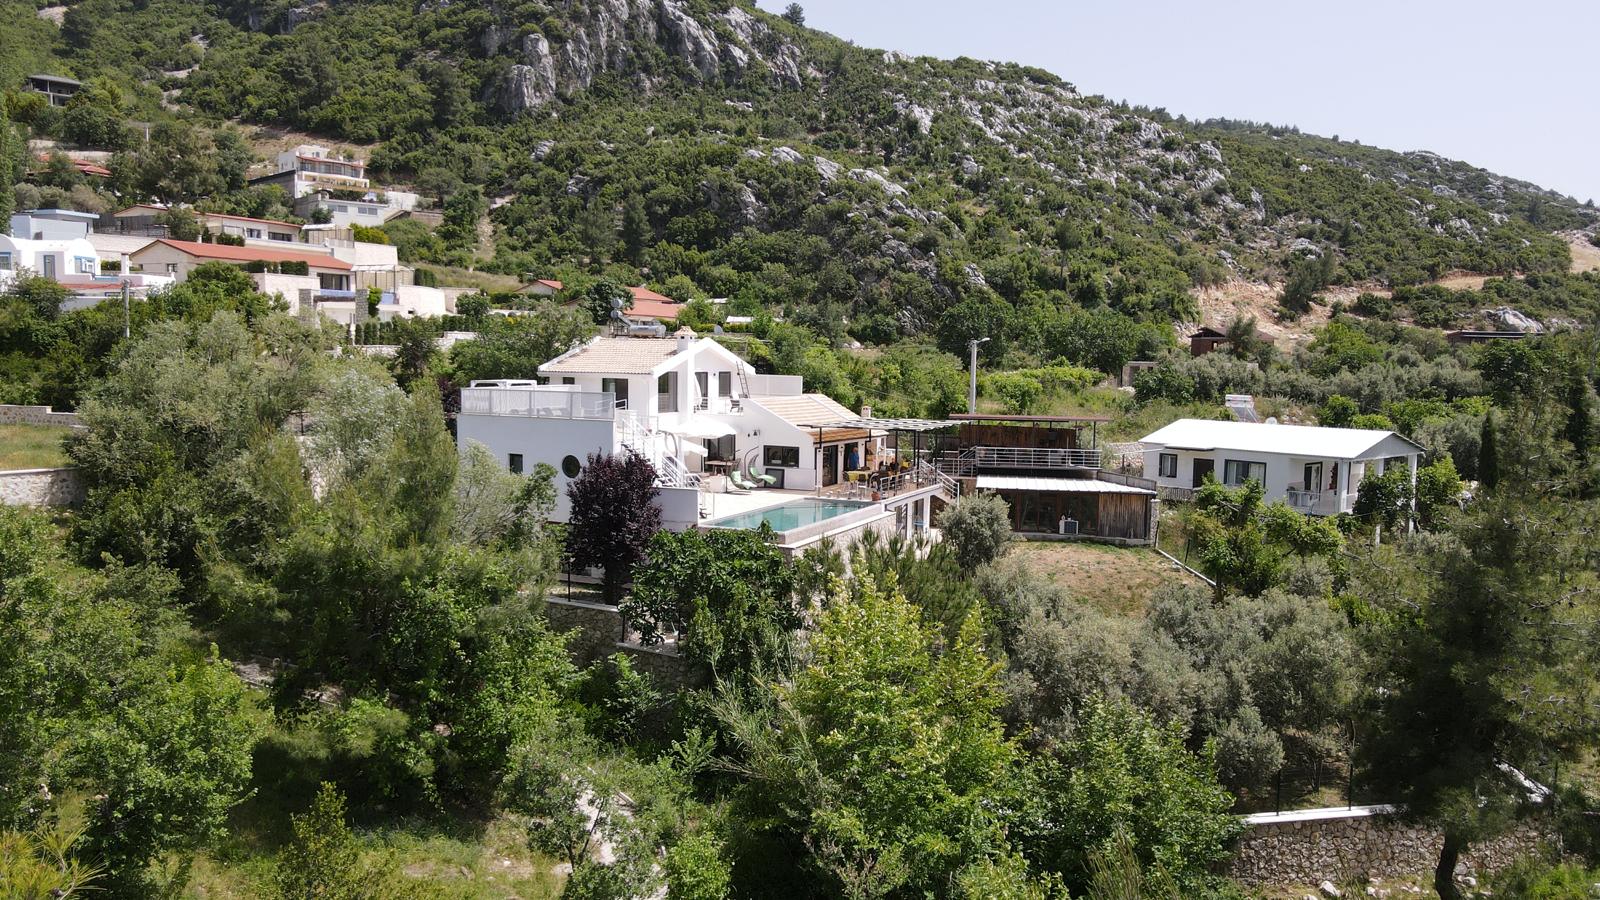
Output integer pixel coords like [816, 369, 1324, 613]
[390, 285, 448, 318]
[0, 234, 100, 284]
[252, 272, 321, 312]
[1144, 446, 1418, 516]
[456, 414, 617, 523]
[327, 241, 400, 268]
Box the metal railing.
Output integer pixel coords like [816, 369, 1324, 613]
[1286, 489, 1323, 511]
[459, 387, 617, 420]
[971, 445, 1102, 470]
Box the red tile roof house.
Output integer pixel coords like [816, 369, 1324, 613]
[556, 285, 686, 325]
[129, 239, 354, 291]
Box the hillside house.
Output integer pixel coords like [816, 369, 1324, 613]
[940, 414, 1157, 545]
[25, 73, 80, 107]
[1140, 418, 1422, 515]
[521, 278, 563, 297]
[198, 212, 302, 244]
[1189, 325, 1274, 357]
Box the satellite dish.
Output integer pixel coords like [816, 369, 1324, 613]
[1265, 416, 1279, 425]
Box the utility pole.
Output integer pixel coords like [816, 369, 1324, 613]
[967, 336, 989, 414]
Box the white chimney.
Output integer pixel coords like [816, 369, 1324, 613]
[674, 325, 696, 354]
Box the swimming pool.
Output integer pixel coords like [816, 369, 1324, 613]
[706, 498, 875, 532]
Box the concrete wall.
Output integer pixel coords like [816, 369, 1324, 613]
[1230, 807, 1553, 886]
[542, 596, 706, 690]
[0, 404, 83, 427]
[456, 413, 616, 522]
[0, 467, 85, 507]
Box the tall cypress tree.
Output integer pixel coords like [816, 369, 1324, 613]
[0, 102, 16, 232]
[1478, 410, 1499, 489]
[1564, 376, 1593, 468]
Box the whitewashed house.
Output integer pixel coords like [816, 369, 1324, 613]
[1139, 418, 1423, 515]
[456, 330, 914, 529]
[1, 209, 101, 286]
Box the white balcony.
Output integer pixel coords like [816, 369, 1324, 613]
[460, 386, 617, 420]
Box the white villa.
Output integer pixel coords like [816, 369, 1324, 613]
[2, 209, 175, 307]
[1139, 418, 1424, 515]
[455, 330, 958, 549]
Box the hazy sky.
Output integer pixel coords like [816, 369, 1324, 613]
[757, 0, 1600, 203]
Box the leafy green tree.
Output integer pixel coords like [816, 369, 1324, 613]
[273, 783, 380, 900]
[1352, 465, 1413, 533]
[1414, 456, 1463, 531]
[78, 651, 264, 896]
[455, 291, 490, 320]
[1279, 251, 1334, 317]
[722, 574, 1015, 897]
[3, 273, 69, 321]
[389, 316, 440, 389]
[446, 304, 595, 383]
[1318, 394, 1359, 428]
[623, 528, 800, 684]
[935, 492, 1013, 569]
[1013, 697, 1241, 895]
[1133, 361, 1195, 405]
[437, 185, 486, 250]
[581, 280, 632, 326]
[663, 831, 732, 900]
[566, 451, 661, 604]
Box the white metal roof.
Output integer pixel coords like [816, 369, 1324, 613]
[1139, 418, 1423, 460]
[975, 475, 1155, 495]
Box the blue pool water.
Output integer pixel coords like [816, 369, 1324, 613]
[707, 499, 872, 532]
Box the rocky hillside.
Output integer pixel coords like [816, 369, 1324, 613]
[16, 0, 1600, 347]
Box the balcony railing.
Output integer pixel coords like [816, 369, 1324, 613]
[1286, 489, 1323, 511]
[459, 387, 616, 420]
[973, 446, 1101, 470]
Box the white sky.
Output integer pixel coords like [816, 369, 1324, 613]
[758, 0, 1600, 203]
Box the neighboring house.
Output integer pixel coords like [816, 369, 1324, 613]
[457, 329, 898, 525]
[130, 239, 354, 294]
[520, 278, 563, 297]
[941, 414, 1156, 545]
[2, 210, 173, 307]
[293, 190, 421, 229]
[26, 73, 80, 107]
[1139, 418, 1423, 516]
[251, 144, 371, 198]
[1189, 326, 1274, 357]
[198, 212, 302, 244]
[560, 285, 684, 327]
[33, 153, 111, 178]
[1, 209, 102, 286]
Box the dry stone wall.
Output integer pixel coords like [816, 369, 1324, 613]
[0, 467, 85, 507]
[1231, 808, 1552, 886]
[543, 596, 706, 690]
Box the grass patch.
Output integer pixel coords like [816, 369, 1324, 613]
[0, 424, 73, 469]
[1007, 540, 1195, 618]
[416, 265, 524, 293]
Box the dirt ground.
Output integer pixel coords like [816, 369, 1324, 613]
[1007, 540, 1198, 618]
[1567, 231, 1600, 273]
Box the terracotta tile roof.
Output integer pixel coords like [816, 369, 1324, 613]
[628, 285, 674, 303]
[627, 297, 682, 320]
[143, 239, 352, 270]
[535, 278, 562, 289]
[539, 336, 681, 375]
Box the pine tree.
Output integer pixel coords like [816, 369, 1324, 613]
[1564, 376, 1593, 468]
[0, 103, 16, 232]
[274, 784, 370, 900]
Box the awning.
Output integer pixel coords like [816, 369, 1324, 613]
[664, 416, 737, 439]
[681, 440, 709, 456]
[976, 475, 1155, 495]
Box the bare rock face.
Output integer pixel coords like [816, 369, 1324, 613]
[491, 0, 807, 117]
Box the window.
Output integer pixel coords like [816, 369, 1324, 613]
[561, 455, 582, 478]
[718, 371, 731, 396]
[561, 377, 575, 385]
[508, 453, 523, 474]
[358, 206, 379, 216]
[1223, 459, 1267, 487]
[269, 233, 292, 242]
[246, 228, 262, 239]
[1158, 453, 1178, 479]
[764, 445, 800, 468]
[0, 252, 11, 271]
[75, 256, 95, 274]
[166, 263, 179, 274]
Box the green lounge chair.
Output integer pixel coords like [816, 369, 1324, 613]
[748, 466, 776, 487]
[728, 470, 754, 492]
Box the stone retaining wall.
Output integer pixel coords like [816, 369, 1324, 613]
[0, 404, 83, 428]
[0, 467, 85, 507]
[1231, 807, 1552, 885]
[543, 596, 705, 690]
